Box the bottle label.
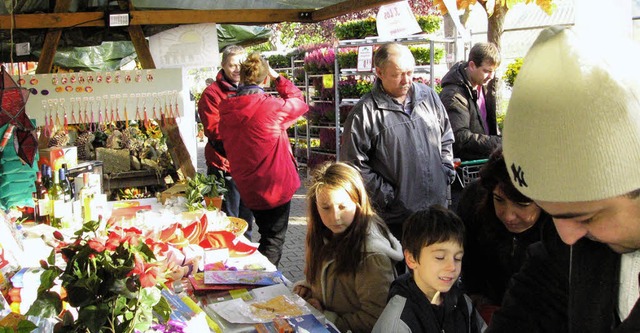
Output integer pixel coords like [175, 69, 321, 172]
[38, 198, 50, 216]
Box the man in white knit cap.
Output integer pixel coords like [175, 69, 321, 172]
[487, 27, 640, 332]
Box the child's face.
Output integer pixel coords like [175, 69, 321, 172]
[405, 240, 463, 301]
[316, 187, 357, 234]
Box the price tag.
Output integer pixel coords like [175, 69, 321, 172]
[376, 1, 421, 39]
[357, 46, 374, 72]
[322, 74, 333, 89]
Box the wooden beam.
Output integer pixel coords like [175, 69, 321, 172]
[0, 8, 315, 30]
[128, 25, 155, 69]
[36, 0, 73, 74]
[129, 9, 312, 25]
[312, 0, 402, 21]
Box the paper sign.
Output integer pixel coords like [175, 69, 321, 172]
[322, 74, 334, 89]
[376, 1, 422, 39]
[357, 45, 374, 72]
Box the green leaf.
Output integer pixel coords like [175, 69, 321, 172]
[77, 304, 110, 333]
[26, 291, 62, 318]
[37, 268, 60, 293]
[139, 287, 161, 307]
[16, 320, 38, 333]
[153, 296, 172, 323]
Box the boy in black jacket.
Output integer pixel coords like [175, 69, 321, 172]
[373, 206, 487, 332]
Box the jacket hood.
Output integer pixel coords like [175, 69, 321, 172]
[365, 223, 404, 262]
[218, 90, 265, 125]
[440, 61, 471, 89]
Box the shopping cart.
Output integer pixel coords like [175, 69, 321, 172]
[453, 158, 488, 188]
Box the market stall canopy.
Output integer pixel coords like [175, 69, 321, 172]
[0, 0, 400, 69]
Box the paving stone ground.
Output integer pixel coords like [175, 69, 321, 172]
[196, 140, 307, 283]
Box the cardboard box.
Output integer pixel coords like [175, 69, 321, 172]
[38, 146, 78, 170]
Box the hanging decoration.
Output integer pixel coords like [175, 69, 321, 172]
[0, 65, 37, 166]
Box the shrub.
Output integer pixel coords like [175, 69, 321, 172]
[335, 17, 377, 40]
[409, 46, 445, 65]
[503, 57, 524, 88]
[267, 54, 291, 69]
[337, 48, 358, 69]
[416, 15, 442, 34]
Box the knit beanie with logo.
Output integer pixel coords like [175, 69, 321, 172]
[503, 26, 640, 202]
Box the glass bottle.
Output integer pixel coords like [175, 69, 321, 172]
[34, 171, 50, 224]
[59, 169, 72, 203]
[49, 170, 63, 228]
[61, 163, 75, 200]
[79, 173, 95, 223]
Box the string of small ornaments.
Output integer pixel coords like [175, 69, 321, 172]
[18, 69, 156, 96]
[39, 90, 181, 140]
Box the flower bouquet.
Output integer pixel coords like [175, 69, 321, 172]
[26, 221, 173, 333]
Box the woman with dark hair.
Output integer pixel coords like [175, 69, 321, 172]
[457, 147, 549, 322]
[218, 52, 308, 267]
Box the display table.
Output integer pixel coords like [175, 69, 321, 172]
[3, 199, 337, 332]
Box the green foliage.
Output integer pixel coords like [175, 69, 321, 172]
[337, 49, 358, 69]
[409, 46, 445, 65]
[185, 171, 228, 211]
[497, 112, 506, 131]
[266, 54, 291, 69]
[27, 222, 169, 333]
[335, 17, 377, 40]
[416, 15, 442, 34]
[503, 57, 524, 88]
[0, 319, 38, 332]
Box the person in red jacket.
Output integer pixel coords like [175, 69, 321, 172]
[219, 53, 309, 267]
[197, 45, 254, 235]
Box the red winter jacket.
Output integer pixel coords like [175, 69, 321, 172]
[218, 77, 309, 210]
[197, 70, 237, 172]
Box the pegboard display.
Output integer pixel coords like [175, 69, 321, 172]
[13, 68, 198, 171]
[15, 68, 186, 127]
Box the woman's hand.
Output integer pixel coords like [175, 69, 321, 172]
[293, 285, 311, 299]
[268, 67, 279, 80]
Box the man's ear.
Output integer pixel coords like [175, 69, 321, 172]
[374, 66, 382, 79]
[404, 249, 418, 270]
[468, 60, 477, 71]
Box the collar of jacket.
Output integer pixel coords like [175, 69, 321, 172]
[371, 80, 413, 112]
[459, 62, 480, 100]
[216, 69, 239, 91]
[237, 85, 264, 96]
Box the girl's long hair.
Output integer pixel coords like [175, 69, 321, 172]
[304, 162, 390, 285]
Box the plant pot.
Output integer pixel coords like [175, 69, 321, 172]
[204, 195, 223, 210]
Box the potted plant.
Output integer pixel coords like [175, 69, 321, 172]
[185, 171, 228, 211]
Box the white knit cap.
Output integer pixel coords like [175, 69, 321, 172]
[503, 26, 640, 202]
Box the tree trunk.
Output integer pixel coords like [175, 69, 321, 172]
[487, 4, 508, 49]
[486, 4, 508, 116]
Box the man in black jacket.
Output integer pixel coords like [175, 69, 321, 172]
[440, 42, 501, 161]
[489, 26, 640, 332]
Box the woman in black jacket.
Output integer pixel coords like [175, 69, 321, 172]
[457, 147, 550, 323]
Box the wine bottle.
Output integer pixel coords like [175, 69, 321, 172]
[49, 170, 63, 228]
[34, 171, 50, 224]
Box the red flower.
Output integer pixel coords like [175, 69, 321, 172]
[87, 239, 105, 253]
[129, 254, 159, 288]
[105, 231, 122, 251]
[145, 238, 169, 256]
